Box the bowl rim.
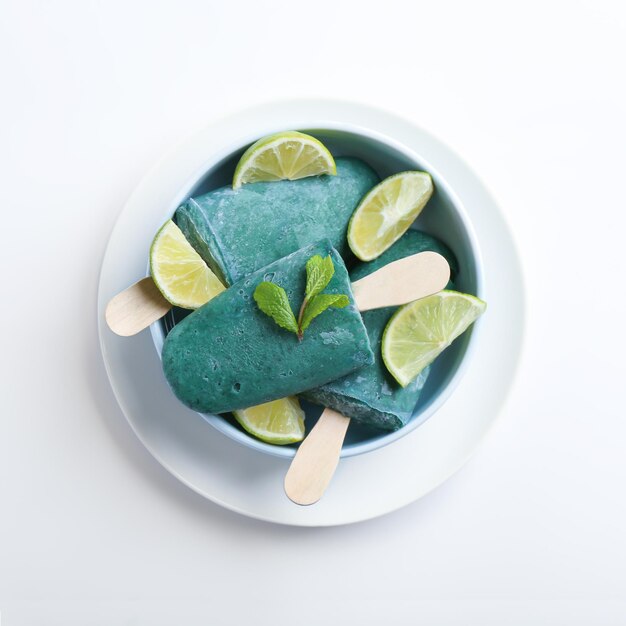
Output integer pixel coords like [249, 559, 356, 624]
[149, 120, 485, 459]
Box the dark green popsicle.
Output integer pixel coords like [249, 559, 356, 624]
[301, 230, 457, 431]
[175, 157, 379, 285]
[162, 240, 374, 415]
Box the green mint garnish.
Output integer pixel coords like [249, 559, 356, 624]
[253, 254, 350, 340]
[305, 254, 335, 300]
[300, 293, 349, 332]
[253, 281, 299, 334]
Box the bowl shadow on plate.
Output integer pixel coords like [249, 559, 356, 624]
[158, 127, 480, 454]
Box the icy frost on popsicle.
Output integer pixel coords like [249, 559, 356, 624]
[161, 240, 374, 415]
[175, 157, 379, 285]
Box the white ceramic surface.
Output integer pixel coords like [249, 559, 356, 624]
[98, 99, 525, 526]
[149, 125, 485, 459]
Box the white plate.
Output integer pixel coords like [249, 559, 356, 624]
[97, 100, 525, 526]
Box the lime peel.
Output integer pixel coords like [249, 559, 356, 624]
[234, 397, 306, 445]
[382, 290, 486, 387]
[150, 220, 225, 309]
[232, 131, 336, 189]
[348, 171, 434, 262]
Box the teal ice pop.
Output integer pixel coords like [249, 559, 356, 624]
[175, 157, 379, 285]
[162, 240, 374, 415]
[301, 230, 457, 431]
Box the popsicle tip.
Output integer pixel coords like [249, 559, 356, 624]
[283, 474, 322, 506]
[105, 277, 172, 337]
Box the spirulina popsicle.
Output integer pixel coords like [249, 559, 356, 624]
[175, 157, 379, 285]
[162, 240, 374, 415]
[301, 229, 457, 431]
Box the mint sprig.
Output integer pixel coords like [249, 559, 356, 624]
[253, 254, 350, 340]
[253, 282, 299, 334]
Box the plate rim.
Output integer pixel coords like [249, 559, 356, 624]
[97, 98, 526, 526]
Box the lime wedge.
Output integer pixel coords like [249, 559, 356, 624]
[382, 291, 486, 387]
[348, 171, 434, 261]
[234, 396, 305, 445]
[150, 220, 225, 309]
[232, 131, 336, 189]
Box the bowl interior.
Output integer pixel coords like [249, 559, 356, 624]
[152, 127, 482, 458]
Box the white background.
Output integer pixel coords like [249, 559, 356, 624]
[1, 0, 625, 624]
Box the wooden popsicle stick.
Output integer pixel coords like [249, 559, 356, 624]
[351, 251, 450, 312]
[105, 277, 172, 337]
[104, 251, 450, 337]
[284, 408, 350, 506]
[284, 251, 451, 506]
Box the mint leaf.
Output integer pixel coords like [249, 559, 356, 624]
[255, 256, 348, 341]
[305, 255, 335, 300]
[300, 293, 350, 332]
[253, 282, 298, 334]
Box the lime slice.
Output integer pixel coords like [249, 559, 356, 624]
[348, 171, 434, 261]
[232, 131, 336, 189]
[382, 291, 486, 387]
[150, 220, 225, 309]
[234, 396, 305, 445]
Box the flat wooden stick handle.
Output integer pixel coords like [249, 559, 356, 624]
[284, 408, 350, 506]
[351, 251, 450, 312]
[105, 277, 172, 336]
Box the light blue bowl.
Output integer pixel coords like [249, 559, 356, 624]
[151, 124, 484, 459]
